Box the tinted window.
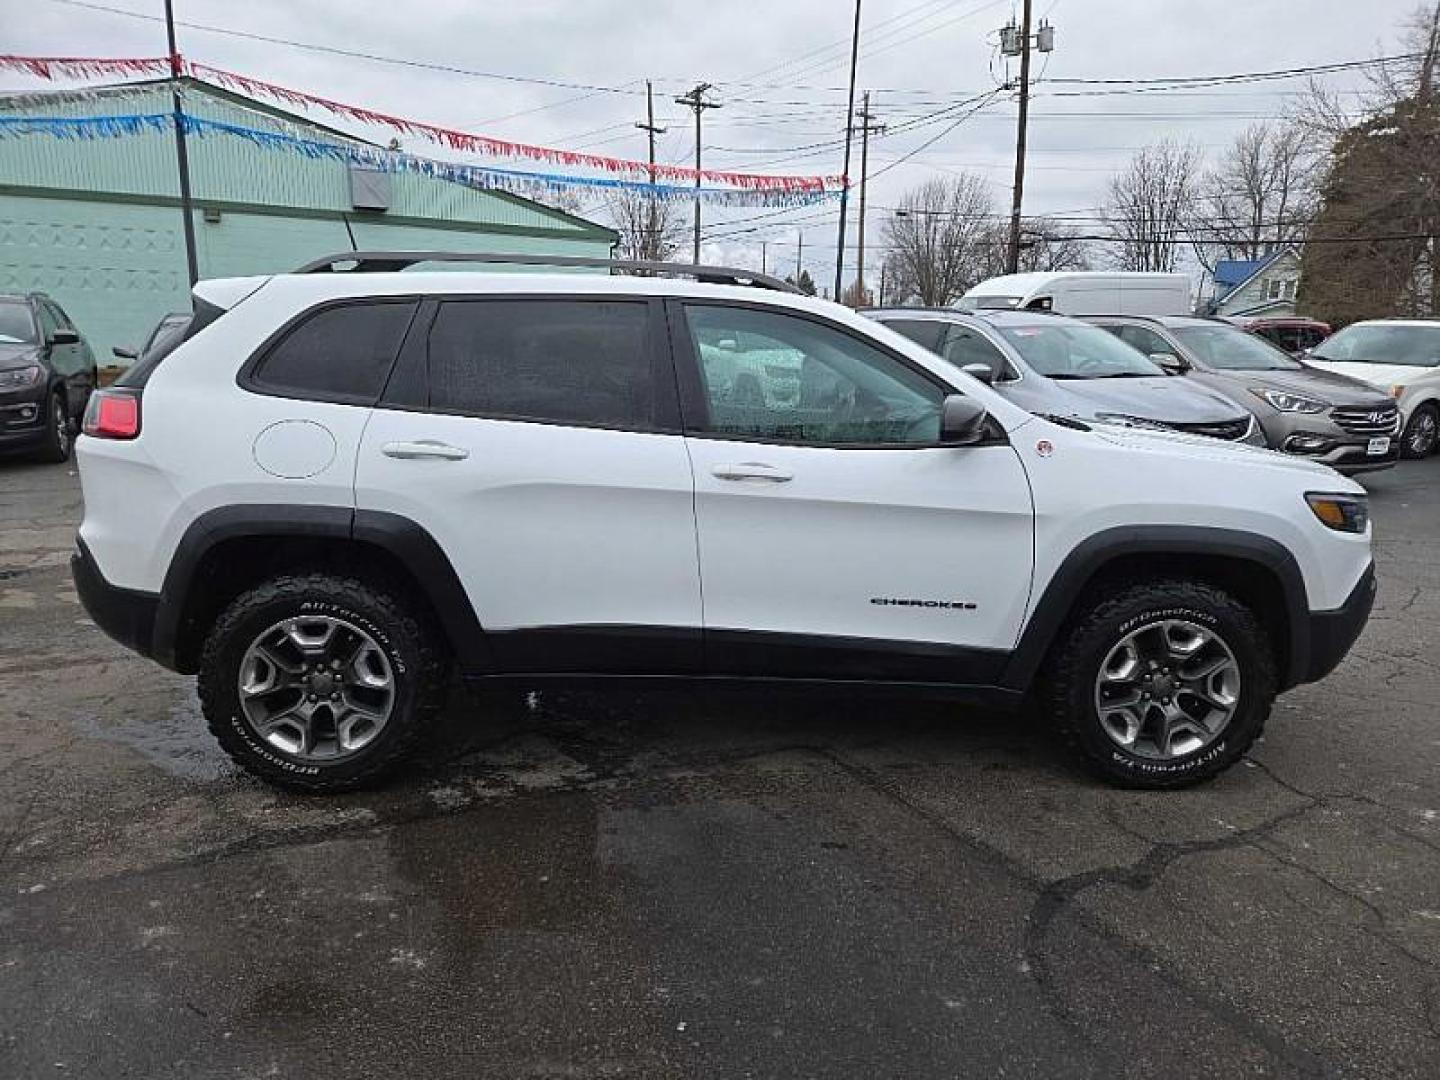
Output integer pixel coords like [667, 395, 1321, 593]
[684, 304, 944, 445]
[252, 301, 417, 401]
[940, 326, 1010, 378]
[1112, 324, 1174, 359]
[427, 299, 658, 429]
[1171, 325, 1299, 370]
[0, 300, 36, 344]
[881, 319, 947, 352]
[1312, 324, 1440, 368]
[998, 323, 1163, 379]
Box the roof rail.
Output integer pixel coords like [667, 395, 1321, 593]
[293, 251, 801, 293]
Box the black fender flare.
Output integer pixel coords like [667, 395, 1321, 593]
[153, 505, 488, 672]
[1001, 525, 1310, 692]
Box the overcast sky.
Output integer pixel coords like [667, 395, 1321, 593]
[2, 0, 1428, 290]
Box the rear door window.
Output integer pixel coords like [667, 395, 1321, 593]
[248, 300, 418, 403]
[881, 319, 947, 353]
[423, 299, 667, 431]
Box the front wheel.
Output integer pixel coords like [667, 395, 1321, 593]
[198, 573, 449, 792]
[35, 391, 71, 464]
[1044, 580, 1276, 788]
[1401, 402, 1438, 459]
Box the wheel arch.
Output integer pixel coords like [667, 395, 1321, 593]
[154, 505, 488, 674]
[1003, 526, 1310, 693]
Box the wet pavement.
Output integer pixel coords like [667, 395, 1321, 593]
[1, 457, 1438, 1078]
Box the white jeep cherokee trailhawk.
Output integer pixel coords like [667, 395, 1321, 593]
[72, 252, 1376, 793]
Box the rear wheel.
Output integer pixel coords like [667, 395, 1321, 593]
[198, 573, 448, 792]
[35, 391, 71, 464]
[1401, 403, 1438, 459]
[1044, 580, 1276, 788]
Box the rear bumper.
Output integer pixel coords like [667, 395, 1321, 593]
[1298, 561, 1376, 686]
[71, 535, 162, 662]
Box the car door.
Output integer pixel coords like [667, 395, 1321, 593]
[355, 295, 703, 676]
[671, 300, 1034, 684]
[46, 301, 94, 411]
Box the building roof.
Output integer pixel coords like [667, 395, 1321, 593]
[0, 77, 616, 243]
[1213, 258, 1268, 289]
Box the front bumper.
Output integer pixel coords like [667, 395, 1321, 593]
[71, 535, 161, 661]
[1297, 561, 1376, 686]
[0, 390, 47, 448]
[1258, 413, 1402, 475]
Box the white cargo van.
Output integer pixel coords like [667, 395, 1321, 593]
[958, 272, 1192, 317]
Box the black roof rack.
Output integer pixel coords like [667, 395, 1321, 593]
[293, 251, 801, 294]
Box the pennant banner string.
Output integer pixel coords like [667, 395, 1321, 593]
[0, 53, 847, 193]
[0, 112, 839, 208]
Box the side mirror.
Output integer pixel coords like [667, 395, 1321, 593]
[939, 394, 990, 446]
[1150, 352, 1186, 373]
[50, 328, 80, 346]
[112, 345, 138, 360]
[960, 362, 995, 385]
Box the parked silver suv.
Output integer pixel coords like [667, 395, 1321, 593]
[865, 308, 1262, 442]
[1088, 316, 1401, 474]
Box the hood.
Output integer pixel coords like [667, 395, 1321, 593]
[1088, 421, 1348, 482]
[1026, 374, 1247, 424]
[1304, 359, 1431, 389]
[0, 343, 40, 371]
[1237, 365, 1395, 406]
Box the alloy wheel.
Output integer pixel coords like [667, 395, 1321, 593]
[237, 615, 396, 761]
[1408, 410, 1437, 457]
[1093, 618, 1241, 760]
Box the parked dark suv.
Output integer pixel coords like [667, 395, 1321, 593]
[0, 293, 97, 462]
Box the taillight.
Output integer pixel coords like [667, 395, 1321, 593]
[82, 390, 141, 439]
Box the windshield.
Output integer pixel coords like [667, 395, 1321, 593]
[0, 300, 36, 345]
[1171, 325, 1300, 371]
[998, 323, 1164, 379]
[1311, 324, 1440, 368]
[967, 295, 1024, 311]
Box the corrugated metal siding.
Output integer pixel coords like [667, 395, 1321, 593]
[0, 82, 604, 235]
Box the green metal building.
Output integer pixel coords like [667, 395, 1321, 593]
[0, 78, 617, 362]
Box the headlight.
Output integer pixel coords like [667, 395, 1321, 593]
[1252, 387, 1326, 413]
[1305, 492, 1369, 534]
[0, 365, 42, 390]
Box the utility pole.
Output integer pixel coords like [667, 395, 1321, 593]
[834, 0, 864, 299]
[164, 0, 198, 286]
[675, 83, 720, 264]
[796, 231, 804, 282]
[761, 241, 768, 275]
[852, 92, 886, 307]
[635, 80, 667, 261]
[1000, 1, 1054, 275]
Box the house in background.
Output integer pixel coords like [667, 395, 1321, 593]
[1200, 247, 1303, 318]
[0, 78, 617, 362]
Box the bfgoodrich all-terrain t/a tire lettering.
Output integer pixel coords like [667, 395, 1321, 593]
[1044, 579, 1277, 789]
[198, 573, 448, 793]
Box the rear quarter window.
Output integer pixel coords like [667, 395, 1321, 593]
[247, 300, 419, 403]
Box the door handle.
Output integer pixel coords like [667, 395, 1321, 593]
[381, 440, 469, 461]
[711, 462, 793, 482]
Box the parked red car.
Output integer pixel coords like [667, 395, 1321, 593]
[1225, 316, 1331, 355]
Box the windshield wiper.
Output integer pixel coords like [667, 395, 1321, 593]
[1038, 413, 1092, 431]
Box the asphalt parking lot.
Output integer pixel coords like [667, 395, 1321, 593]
[1, 458, 1437, 1078]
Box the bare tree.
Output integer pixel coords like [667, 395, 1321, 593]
[979, 216, 1092, 277]
[880, 174, 996, 306]
[607, 191, 686, 262]
[1189, 124, 1318, 272]
[1103, 140, 1202, 272]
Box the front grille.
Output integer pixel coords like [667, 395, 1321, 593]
[1330, 403, 1401, 436]
[1169, 418, 1251, 441]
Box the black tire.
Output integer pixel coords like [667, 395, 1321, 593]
[198, 573, 449, 793]
[1401, 402, 1438, 459]
[1044, 579, 1277, 789]
[35, 390, 71, 464]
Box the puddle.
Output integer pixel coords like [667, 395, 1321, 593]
[75, 688, 238, 783]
